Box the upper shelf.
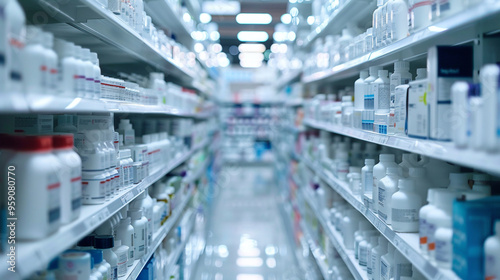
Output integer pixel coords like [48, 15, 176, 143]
[304, 119, 500, 176]
[144, 0, 194, 46]
[300, 0, 376, 49]
[20, 0, 204, 89]
[275, 70, 302, 90]
[302, 1, 500, 84]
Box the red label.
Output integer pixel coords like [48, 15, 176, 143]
[71, 176, 82, 182]
[420, 237, 427, 244]
[47, 182, 61, 190]
[41, 65, 47, 71]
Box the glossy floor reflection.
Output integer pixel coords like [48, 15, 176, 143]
[193, 165, 302, 280]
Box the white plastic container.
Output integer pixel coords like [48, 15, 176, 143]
[451, 81, 470, 148]
[398, 153, 419, 177]
[363, 66, 382, 131]
[394, 84, 410, 135]
[94, 236, 118, 280]
[54, 39, 78, 97]
[389, 0, 409, 43]
[354, 71, 369, 129]
[374, 69, 391, 114]
[393, 249, 413, 279]
[367, 235, 379, 279]
[341, 95, 354, 127]
[118, 119, 135, 146]
[373, 0, 385, 49]
[372, 154, 401, 213]
[42, 32, 58, 94]
[7, 135, 61, 239]
[362, 158, 375, 208]
[90, 52, 101, 99]
[480, 64, 500, 152]
[5, 0, 26, 97]
[380, 243, 395, 280]
[22, 26, 47, 99]
[59, 251, 91, 280]
[359, 231, 379, 267]
[81, 170, 106, 205]
[342, 209, 361, 250]
[82, 48, 95, 98]
[116, 205, 135, 267]
[484, 220, 500, 280]
[390, 61, 412, 110]
[113, 239, 129, 277]
[378, 166, 401, 224]
[426, 189, 456, 261]
[418, 188, 438, 255]
[409, 167, 433, 202]
[409, 0, 431, 30]
[129, 209, 147, 259]
[86, 249, 111, 280]
[371, 236, 388, 280]
[391, 179, 422, 232]
[73, 45, 86, 97]
[53, 134, 82, 224]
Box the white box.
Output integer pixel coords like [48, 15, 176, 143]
[0, 115, 53, 134]
[407, 79, 429, 139]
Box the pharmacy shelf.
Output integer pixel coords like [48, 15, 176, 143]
[302, 1, 500, 83]
[123, 186, 195, 280]
[300, 155, 461, 280]
[144, 0, 194, 46]
[304, 119, 500, 176]
[2, 139, 209, 279]
[285, 98, 304, 107]
[301, 0, 375, 49]
[275, 70, 302, 90]
[164, 212, 197, 278]
[21, 0, 202, 88]
[10, 95, 216, 118]
[296, 180, 368, 280]
[298, 220, 331, 280]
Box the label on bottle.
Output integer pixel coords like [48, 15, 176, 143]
[365, 93, 375, 109]
[485, 254, 497, 280]
[111, 265, 118, 280]
[392, 208, 419, 223]
[70, 169, 82, 211]
[117, 251, 127, 276]
[435, 238, 451, 262]
[363, 170, 373, 193]
[395, 263, 413, 279]
[371, 251, 378, 280]
[359, 245, 368, 266]
[378, 186, 386, 207]
[439, 0, 450, 14]
[373, 83, 390, 110]
[81, 178, 106, 202]
[380, 259, 393, 280]
[47, 172, 61, 224]
[419, 218, 428, 246]
[427, 223, 437, 251]
[8, 29, 24, 86]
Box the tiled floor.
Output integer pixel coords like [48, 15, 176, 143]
[193, 165, 302, 280]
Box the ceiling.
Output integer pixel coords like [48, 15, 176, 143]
[205, 0, 289, 62]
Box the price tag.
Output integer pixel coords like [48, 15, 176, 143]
[121, 191, 134, 205]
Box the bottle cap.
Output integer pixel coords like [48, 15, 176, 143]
[86, 249, 103, 264]
[26, 26, 43, 45]
[364, 159, 375, 165]
[394, 61, 410, 71]
[115, 239, 122, 247]
[398, 178, 415, 190]
[14, 135, 52, 152]
[94, 235, 114, 249]
[434, 189, 456, 213]
[77, 235, 95, 247]
[379, 154, 395, 162]
[360, 70, 369, 79]
[416, 68, 427, 79]
[378, 70, 389, 78]
[369, 66, 382, 76]
[128, 209, 143, 220]
[53, 134, 74, 149]
[449, 173, 471, 190]
[42, 32, 54, 49]
[90, 52, 99, 65]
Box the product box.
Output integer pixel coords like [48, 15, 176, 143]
[394, 85, 410, 135]
[427, 46, 473, 141]
[76, 114, 113, 132]
[452, 196, 500, 280]
[0, 114, 53, 134]
[407, 79, 429, 139]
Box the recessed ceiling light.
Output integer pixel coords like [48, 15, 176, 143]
[237, 31, 269, 42]
[281, 14, 291, 24]
[200, 13, 212, 23]
[238, 43, 266, 53]
[236, 13, 272, 25]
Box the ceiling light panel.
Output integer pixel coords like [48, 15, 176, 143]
[236, 13, 272, 25]
[237, 31, 269, 42]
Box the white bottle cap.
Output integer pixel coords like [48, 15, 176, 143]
[394, 61, 410, 71]
[365, 159, 375, 165]
[369, 66, 382, 76]
[379, 154, 395, 162]
[42, 32, 54, 49]
[398, 179, 415, 190]
[409, 167, 426, 178]
[378, 70, 389, 78]
[90, 52, 99, 65]
[426, 188, 437, 204]
[449, 173, 471, 190]
[74, 45, 83, 60]
[26, 26, 44, 45]
[115, 239, 122, 247]
[128, 209, 143, 220]
[360, 70, 369, 79]
[342, 95, 352, 102]
[416, 68, 427, 79]
[386, 167, 400, 175]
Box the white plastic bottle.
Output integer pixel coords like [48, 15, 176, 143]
[390, 61, 412, 110]
[87, 249, 111, 280]
[451, 81, 469, 148]
[354, 70, 369, 129]
[362, 158, 376, 208]
[389, 0, 409, 43]
[7, 135, 61, 239]
[359, 231, 379, 267]
[373, 70, 391, 133]
[426, 189, 456, 261]
[59, 251, 91, 280]
[118, 119, 135, 146]
[42, 32, 58, 94]
[113, 240, 129, 277]
[82, 48, 95, 99]
[5, 0, 26, 98]
[131, 189, 154, 252]
[90, 52, 101, 99]
[129, 209, 147, 259]
[74, 45, 86, 98]
[373, 0, 384, 49]
[53, 134, 82, 224]
[54, 39, 78, 97]
[363, 67, 382, 131]
[372, 236, 388, 280]
[391, 179, 422, 232]
[94, 236, 118, 280]
[409, 0, 431, 31]
[393, 249, 413, 279]
[378, 166, 401, 224]
[484, 220, 500, 280]
[380, 243, 396, 280]
[394, 84, 410, 135]
[418, 188, 438, 255]
[367, 235, 379, 279]
[372, 154, 401, 213]
[22, 26, 47, 99]
[342, 209, 361, 250]
[116, 205, 135, 267]
[341, 95, 354, 127]
[480, 64, 499, 152]
[409, 167, 433, 203]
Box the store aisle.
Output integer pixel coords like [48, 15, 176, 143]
[193, 165, 302, 280]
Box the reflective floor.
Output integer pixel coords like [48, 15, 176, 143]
[193, 165, 302, 280]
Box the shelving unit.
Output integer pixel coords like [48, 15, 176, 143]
[301, 0, 375, 49]
[298, 219, 331, 280]
[20, 0, 205, 89]
[302, 1, 500, 83]
[304, 119, 500, 176]
[299, 154, 461, 280]
[1, 139, 209, 279]
[164, 212, 197, 277]
[124, 186, 195, 280]
[144, 0, 194, 45]
[294, 175, 367, 280]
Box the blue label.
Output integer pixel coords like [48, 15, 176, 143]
[10, 71, 21, 81]
[49, 207, 60, 223]
[0, 53, 5, 65]
[72, 198, 82, 211]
